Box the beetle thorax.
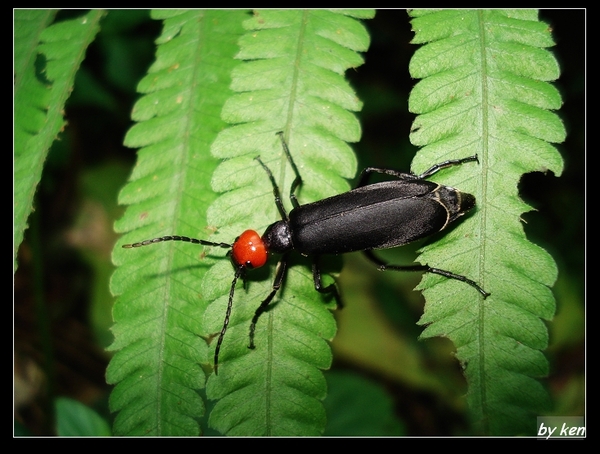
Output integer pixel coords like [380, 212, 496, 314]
[262, 221, 293, 254]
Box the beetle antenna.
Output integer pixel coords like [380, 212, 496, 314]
[122, 235, 232, 249]
[214, 265, 245, 375]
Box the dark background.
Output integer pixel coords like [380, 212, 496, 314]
[14, 9, 584, 435]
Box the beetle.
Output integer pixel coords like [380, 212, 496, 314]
[123, 132, 488, 373]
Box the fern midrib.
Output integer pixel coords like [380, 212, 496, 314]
[154, 12, 209, 433]
[265, 10, 310, 435]
[475, 10, 490, 433]
[278, 10, 309, 192]
[264, 10, 309, 435]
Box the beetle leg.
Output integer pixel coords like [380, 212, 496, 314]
[255, 156, 289, 221]
[356, 155, 480, 188]
[363, 250, 489, 298]
[248, 254, 289, 350]
[417, 155, 479, 179]
[311, 257, 343, 308]
[356, 167, 417, 188]
[276, 131, 303, 209]
[254, 132, 306, 220]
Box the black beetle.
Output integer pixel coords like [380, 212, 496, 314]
[123, 132, 488, 372]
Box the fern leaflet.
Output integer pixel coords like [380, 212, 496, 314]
[407, 9, 564, 435]
[203, 9, 374, 436]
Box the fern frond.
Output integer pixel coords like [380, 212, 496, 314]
[13, 10, 102, 271]
[407, 9, 564, 435]
[108, 10, 247, 436]
[203, 9, 374, 436]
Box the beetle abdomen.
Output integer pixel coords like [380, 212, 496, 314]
[290, 180, 474, 255]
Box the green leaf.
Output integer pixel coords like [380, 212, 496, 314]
[407, 9, 564, 435]
[203, 9, 374, 436]
[14, 10, 103, 272]
[323, 371, 405, 436]
[55, 397, 111, 436]
[108, 10, 247, 436]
